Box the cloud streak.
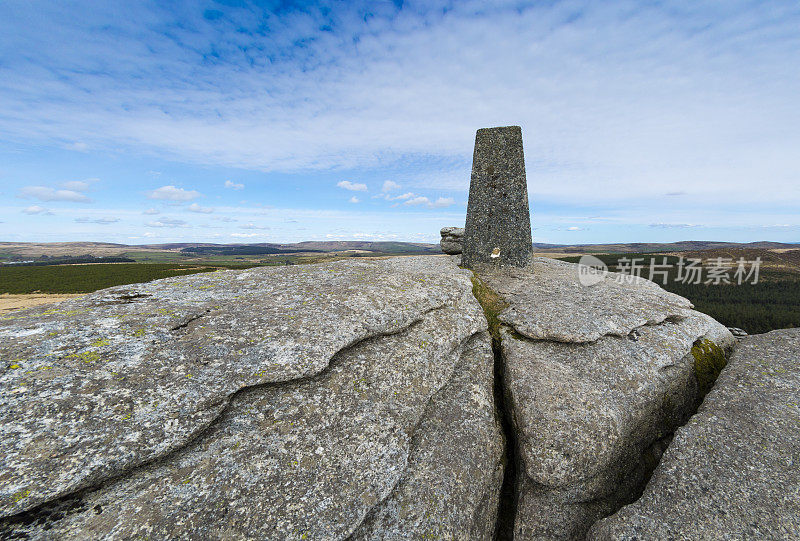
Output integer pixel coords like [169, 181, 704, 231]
[146, 185, 201, 201]
[0, 0, 797, 210]
[18, 186, 90, 202]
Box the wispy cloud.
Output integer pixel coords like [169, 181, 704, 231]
[146, 218, 187, 227]
[382, 180, 400, 193]
[142, 208, 160, 215]
[349, 196, 360, 204]
[146, 185, 201, 201]
[187, 203, 213, 213]
[337, 181, 367, 192]
[403, 195, 454, 208]
[1, 2, 799, 244]
[18, 186, 90, 202]
[649, 223, 700, 229]
[61, 180, 92, 191]
[21, 205, 52, 215]
[75, 216, 119, 224]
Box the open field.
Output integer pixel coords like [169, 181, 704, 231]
[0, 293, 86, 313]
[3, 242, 800, 334]
[0, 241, 441, 264]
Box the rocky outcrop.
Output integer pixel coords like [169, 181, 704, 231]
[0, 257, 503, 539]
[475, 257, 736, 540]
[5, 253, 781, 540]
[727, 326, 748, 338]
[588, 328, 800, 540]
[440, 227, 464, 255]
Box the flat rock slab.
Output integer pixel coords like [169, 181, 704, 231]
[2, 300, 497, 540]
[589, 328, 800, 540]
[480, 257, 694, 343]
[0, 257, 481, 520]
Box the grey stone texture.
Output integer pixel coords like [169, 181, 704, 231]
[440, 226, 464, 255]
[588, 328, 800, 540]
[462, 126, 533, 268]
[4, 250, 792, 541]
[477, 257, 736, 540]
[0, 257, 503, 539]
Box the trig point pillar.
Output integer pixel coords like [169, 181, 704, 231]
[461, 126, 533, 268]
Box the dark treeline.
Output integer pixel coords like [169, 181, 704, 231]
[2, 256, 135, 266]
[0, 263, 256, 294]
[181, 246, 323, 255]
[559, 253, 800, 335]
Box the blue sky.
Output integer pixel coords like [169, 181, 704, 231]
[1, 0, 799, 245]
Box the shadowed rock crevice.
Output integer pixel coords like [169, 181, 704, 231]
[347, 331, 503, 540]
[466, 273, 518, 540]
[491, 332, 519, 541]
[589, 329, 800, 539]
[471, 258, 736, 539]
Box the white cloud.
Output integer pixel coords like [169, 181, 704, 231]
[224, 180, 244, 190]
[146, 218, 188, 227]
[239, 223, 269, 230]
[187, 203, 214, 213]
[566, 226, 582, 231]
[2, 1, 799, 241]
[146, 185, 201, 201]
[349, 196, 360, 203]
[230, 232, 259, 238]
[22, 205, 51, 215]
[402, 195, 454, 208]
[66, 142, 88, 152]
[431, 197, 454, 208]
[337, 181, 367, 192]
[382, 180, 401, 193]
[18, 186, 90, 202]
[215, 216, 237, 222]
[60, 180, 91, 191]
[404, 196, 430, 206]
[649, 223, 699, 229]
[142, 208, 160, 215]
[75, 216, 119, 224]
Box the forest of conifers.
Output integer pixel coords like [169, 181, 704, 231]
[560, 252, 800, 334]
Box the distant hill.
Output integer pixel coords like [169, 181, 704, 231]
[2, 240, 799, 262]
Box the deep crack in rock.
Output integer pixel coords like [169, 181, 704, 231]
[491, 332, 519, 541]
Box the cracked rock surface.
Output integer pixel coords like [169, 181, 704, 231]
[1, 256, 502, 540]
[478, 257, 736, 540]
[480, 257, 694, 343]
[588, 328, 800, 540]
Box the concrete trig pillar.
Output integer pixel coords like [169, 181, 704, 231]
[461, 126, 533, 268]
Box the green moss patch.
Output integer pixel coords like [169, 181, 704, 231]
[470, 275, 509, 340]
[691, 338, 728, 396]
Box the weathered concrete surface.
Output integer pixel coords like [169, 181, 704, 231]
[440, 226, 464, 255]
[480, 257, 694, 343]
[462, 126, 532, 268]
[588, 328, 800, 540]
[0, 257, 497, 537]
[480, 258, 735, 540]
